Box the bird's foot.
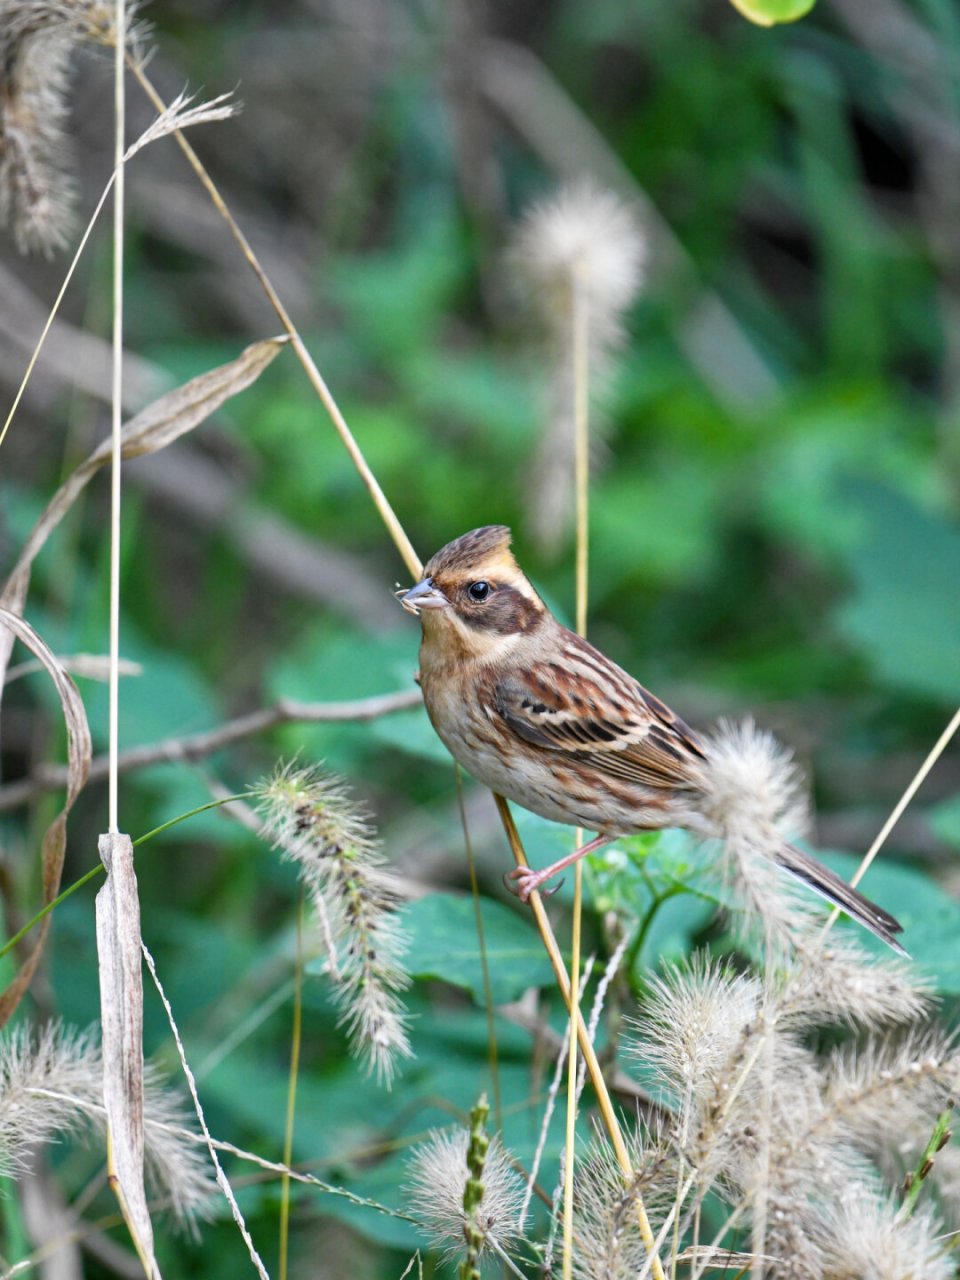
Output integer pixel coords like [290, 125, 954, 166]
[503, 866, 564, 903]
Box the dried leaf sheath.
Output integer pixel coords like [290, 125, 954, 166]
[96, 831, 160, 1280]
[0, 609, 91, 1026]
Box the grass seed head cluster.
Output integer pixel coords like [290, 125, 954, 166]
[254, 760, 412, 1086]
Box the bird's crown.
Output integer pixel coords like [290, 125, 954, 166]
[423, 525, 516, 580]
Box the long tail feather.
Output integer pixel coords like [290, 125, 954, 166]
[776, 843, 906, 955]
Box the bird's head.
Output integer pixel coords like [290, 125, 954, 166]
[397, 526, 545, 658]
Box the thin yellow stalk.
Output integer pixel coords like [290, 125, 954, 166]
[573, 260, 589, 644]
[562, 860, 583, 1280]
[819, 703, 960, 944]
[108, 0, 126, 835]
[495, 797, 666, 1280]
[456, 763, 502, 1131]
[563, 260, 590, 1280]
[849, 702, 960, 888]
[279, 894, 305, 1280]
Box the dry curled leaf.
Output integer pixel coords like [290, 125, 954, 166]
[0, 609, 91, 1025]
[0, 336, 289, 688]
[93, 335, 289, 462]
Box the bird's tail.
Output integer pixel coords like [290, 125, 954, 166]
[775, 843, 906, 955]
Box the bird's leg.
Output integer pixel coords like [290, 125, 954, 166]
[504, 834, 614, 903]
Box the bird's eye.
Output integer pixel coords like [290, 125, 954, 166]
[467, 580, 491, 602]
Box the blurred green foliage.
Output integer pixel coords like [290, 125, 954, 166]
[2, 0, 959, 1275]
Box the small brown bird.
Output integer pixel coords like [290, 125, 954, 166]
[399, 525, 904, 953]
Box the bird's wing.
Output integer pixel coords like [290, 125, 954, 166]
[492, 635, 705, 791]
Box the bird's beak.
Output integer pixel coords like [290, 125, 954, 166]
[396, 577, 450, 615]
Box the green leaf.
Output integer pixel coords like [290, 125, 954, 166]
[728, 0, 816, 24]
[399, 892, 557, 1005]
[834, 481, 960, 703]
[819, 852, 960, 994]
[929, 792, 960, 850]
[368, 706, 453, 766]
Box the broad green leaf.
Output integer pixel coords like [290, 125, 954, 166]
[368, 706, 452, 766]
[399, 892, 557, 1004]
[820, 852, 960, 993]
[834, 481, 960, 703]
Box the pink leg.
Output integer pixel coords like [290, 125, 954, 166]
[504, 834, 613, 903]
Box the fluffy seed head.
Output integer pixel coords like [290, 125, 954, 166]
[511, 182, 646, 550]
[570, 1130, 673, 1280]
[782, 938, 931, 1031]
[0, 1022, 214, 1224]
[816, 1187, 952, 1280]
[513, 182, 646, 344]
[0, 1, 126, 254]
[405, 1126, 525, 1262]
[695, 717, 809, 845]
[819, 1030, 959, 1161]
[690, 718, 818, 948]
[630, 956, 761, 1107]
[253, 760, 412, 1086]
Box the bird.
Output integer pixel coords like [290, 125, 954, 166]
[397, 525, 905, 953]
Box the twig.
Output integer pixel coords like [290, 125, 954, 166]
[0, 689, 422, 812]
[518, 1024, 571, 1232]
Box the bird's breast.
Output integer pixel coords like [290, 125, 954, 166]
[417, 650, 662, 832]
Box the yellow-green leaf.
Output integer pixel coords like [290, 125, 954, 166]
[728, 0, 816, 25]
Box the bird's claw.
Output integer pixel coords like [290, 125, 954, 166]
[503, 866, 564, 904]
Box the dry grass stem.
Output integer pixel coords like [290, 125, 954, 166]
[140, 941, 271, 1280]
[95, 832, 157, 1276]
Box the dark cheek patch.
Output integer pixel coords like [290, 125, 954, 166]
[459, 586, 542, 635]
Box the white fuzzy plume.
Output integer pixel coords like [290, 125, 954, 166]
[694, 717, 809, 847]
[511, 182, 646, 550]
[0, 1021, 214, 1223]
[253, 760, 412, 1086]
[688, 716, 814, 951]
[405, 1127, 525, 1261]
